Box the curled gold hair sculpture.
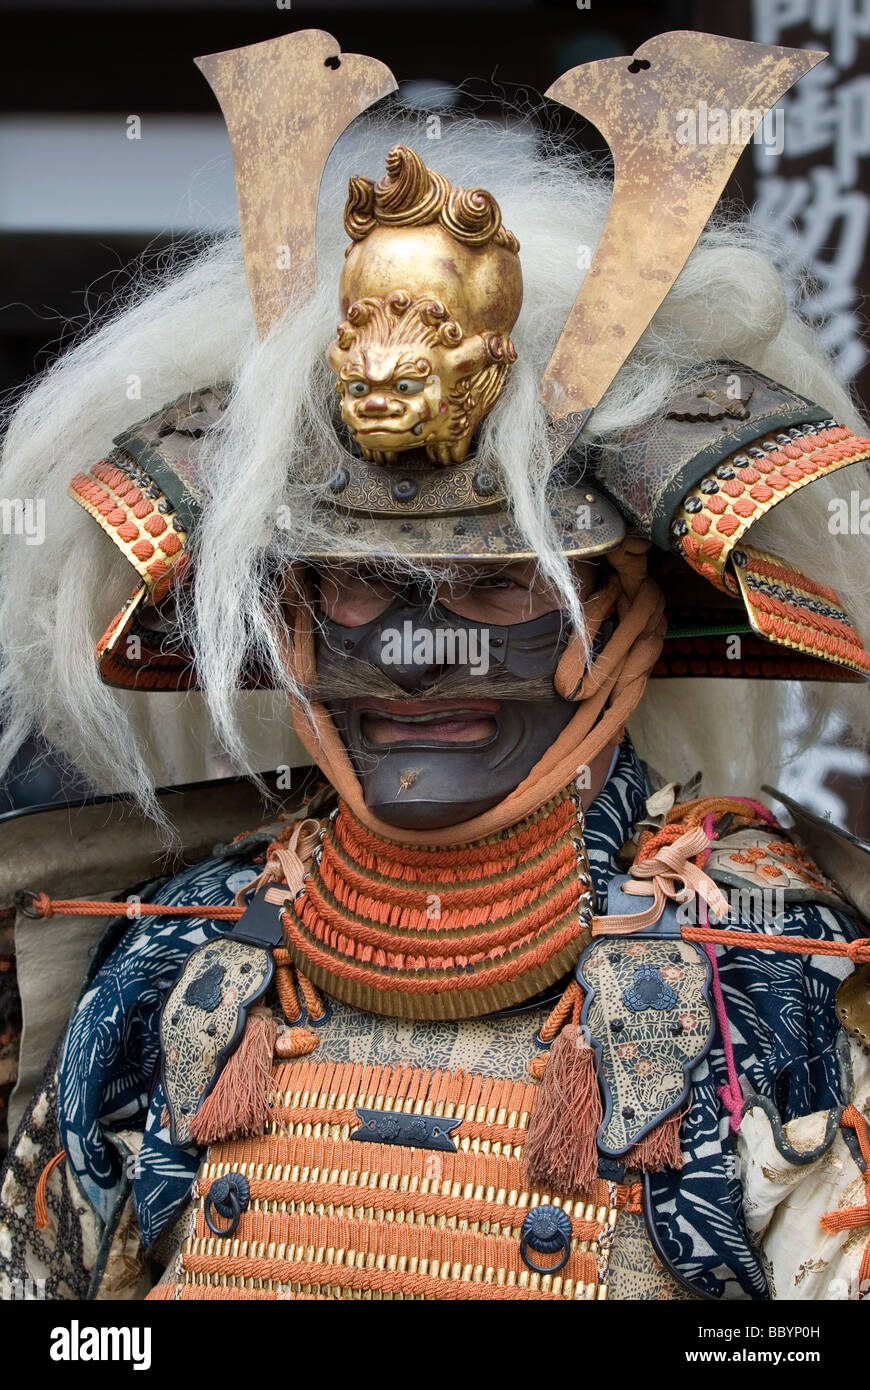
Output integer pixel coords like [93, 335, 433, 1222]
[344, 145, 519, 252]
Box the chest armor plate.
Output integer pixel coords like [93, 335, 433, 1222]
[171, 1058, 622, 1300]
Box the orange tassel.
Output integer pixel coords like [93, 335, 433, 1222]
[34, 1149, 66, 1229]
[626, 1109, 684, 1172]
[189, 1007, 277, 1145]
[525, 1025, 603, 1193]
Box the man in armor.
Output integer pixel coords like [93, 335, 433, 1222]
[0, 28, 869, 1302]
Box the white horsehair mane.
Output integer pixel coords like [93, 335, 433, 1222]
[1, 109, 868, 824]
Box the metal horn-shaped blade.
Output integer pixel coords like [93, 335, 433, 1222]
[541, 31, 826, 458]
[196, 30, 397, 337]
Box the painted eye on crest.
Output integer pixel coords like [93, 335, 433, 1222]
[395, 379, 425, 395]
[348, 381, 369, 397]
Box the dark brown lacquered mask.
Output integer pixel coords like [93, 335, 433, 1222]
[311, 561, 598, 831]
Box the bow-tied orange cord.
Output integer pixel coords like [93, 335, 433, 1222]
[592, 825, 730, 936]
[233, 817, 322, 908]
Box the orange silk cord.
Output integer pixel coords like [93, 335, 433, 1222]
[820, 1105, 870, 1293]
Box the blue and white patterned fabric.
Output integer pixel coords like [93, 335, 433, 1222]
[58, 856, 261, 1242]
[55, 738, 863, 1291]
[646, 897, 860, 1300]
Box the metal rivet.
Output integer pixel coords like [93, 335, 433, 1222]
[472, 469, 497, 497]
[392, 478, 418, 502]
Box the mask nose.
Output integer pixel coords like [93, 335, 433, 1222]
[363, 605, 445, 692]
[385, 657, 441, 693]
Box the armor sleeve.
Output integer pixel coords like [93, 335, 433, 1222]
[737, 1033, 870, 1301]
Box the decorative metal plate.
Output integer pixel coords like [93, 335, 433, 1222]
[764, 785, 870, 920]
[160, 936, 273, 1147]
[328, 448, 507, 517]
[307, 482, 625, 562]
[836, 963, 870, 1047]
[577, 936, 713, 1156]
[350, 1108, 461, 1153]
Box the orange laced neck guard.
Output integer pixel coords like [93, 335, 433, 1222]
[281, 537, 666, 848]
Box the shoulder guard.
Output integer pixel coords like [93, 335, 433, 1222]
[634, 788, 861, 920]
[595, 360, 838, 554]
[595, 360, 870, 681]
[70, 384, 226, 591]
[762, 786, 870, 922]
[704, 822, 854, 916]
[68, 385, 227, 689]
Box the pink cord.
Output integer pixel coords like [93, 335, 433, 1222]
[700, 812, 743, 1133]
[729, 796, 779, 827]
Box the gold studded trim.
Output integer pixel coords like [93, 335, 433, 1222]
[70, 453, 188, 601]
[672, 422, 870, 594]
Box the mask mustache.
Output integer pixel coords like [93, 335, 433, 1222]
[308, 643, 559, 702]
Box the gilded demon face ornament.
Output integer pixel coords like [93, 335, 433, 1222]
[327, 146, 522, 465]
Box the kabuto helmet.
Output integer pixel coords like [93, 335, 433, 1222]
[67, 28, 870, 840]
